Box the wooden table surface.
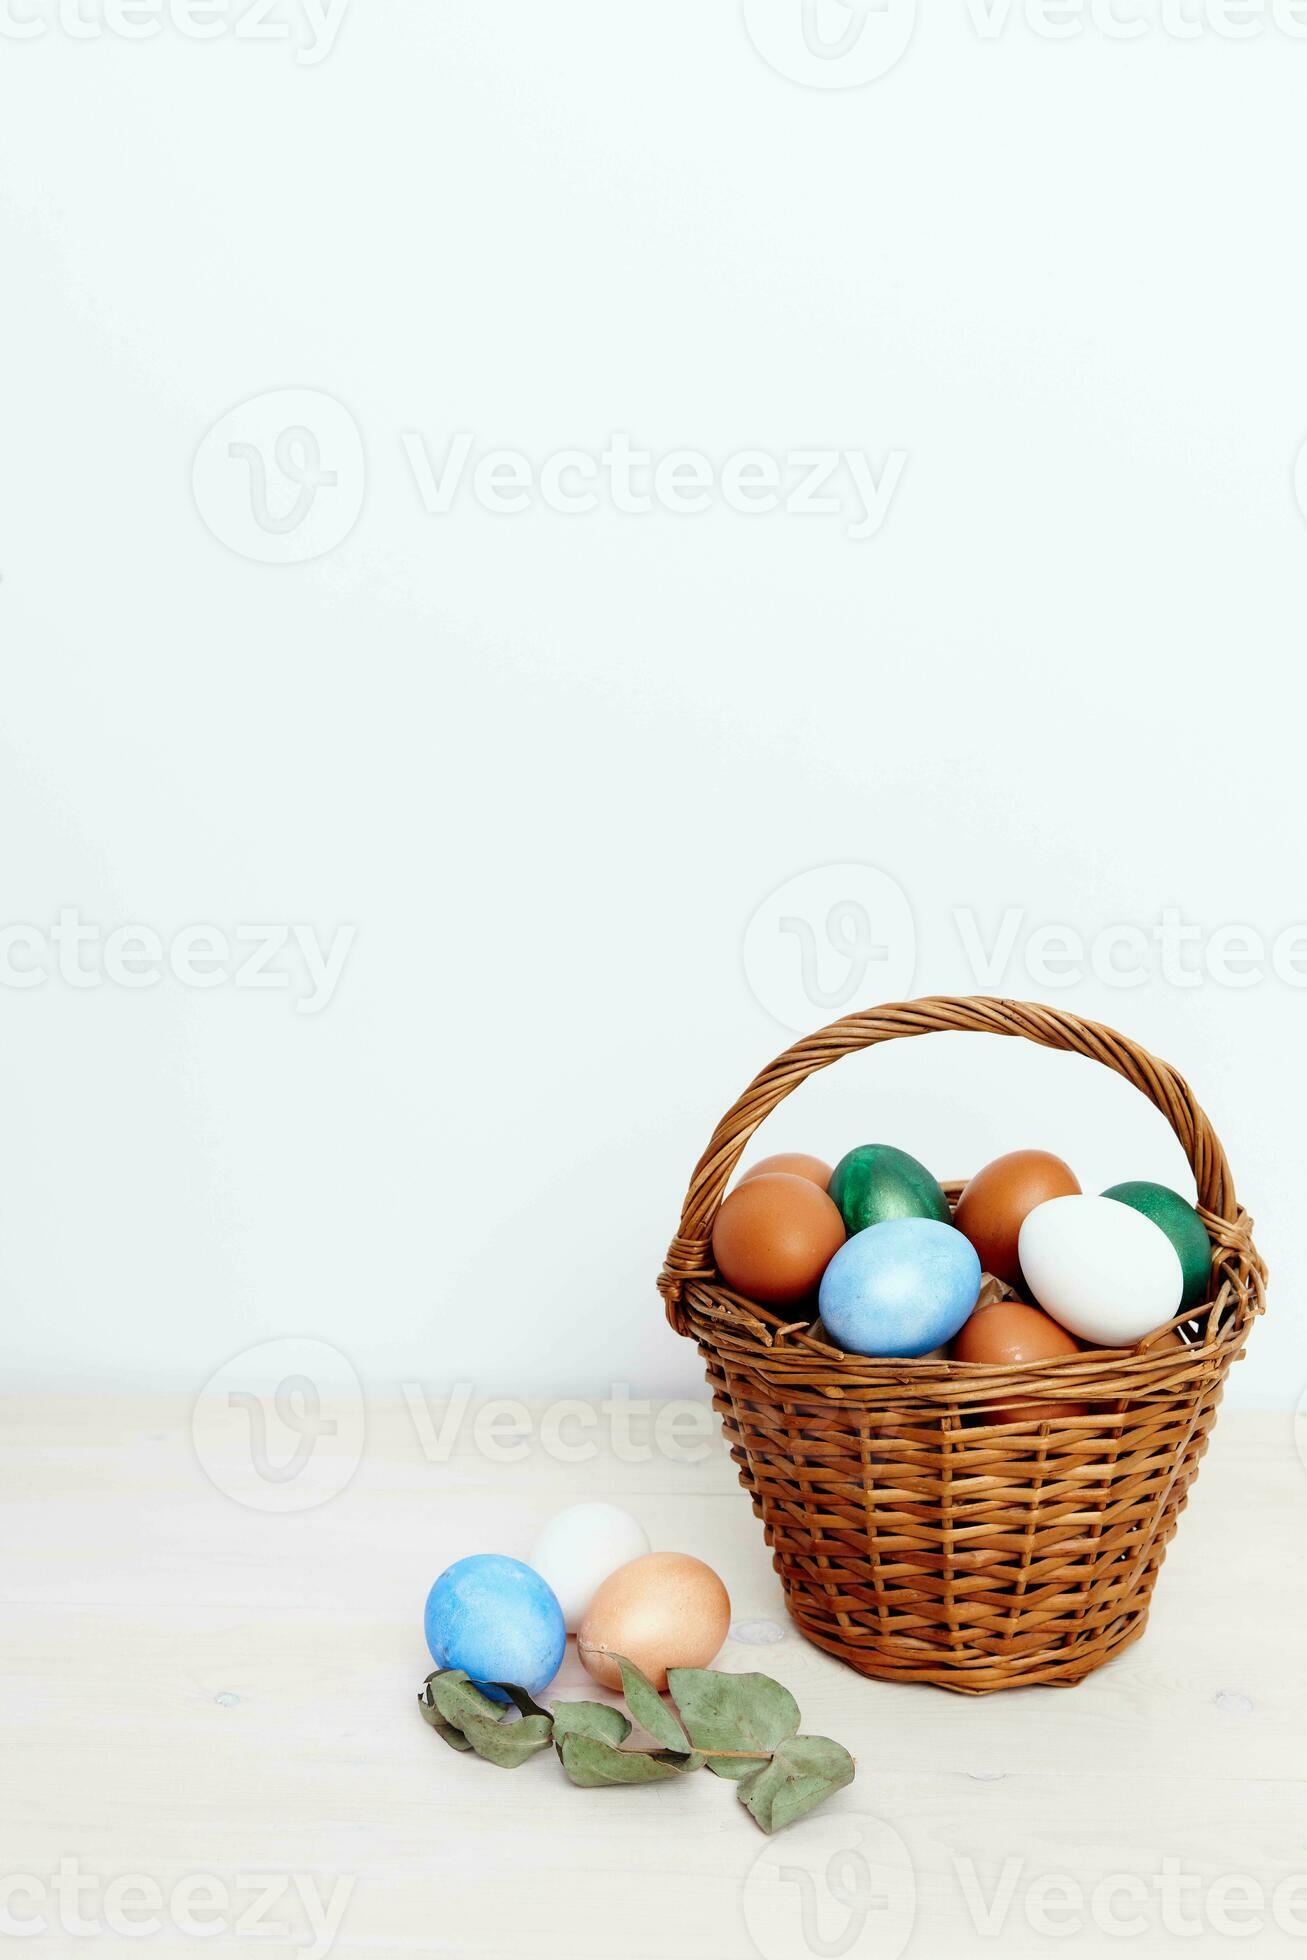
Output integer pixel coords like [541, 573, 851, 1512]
[3, 1392, 1305, 1958]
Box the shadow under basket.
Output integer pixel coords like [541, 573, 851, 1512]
[658, 997, 1266, 1695]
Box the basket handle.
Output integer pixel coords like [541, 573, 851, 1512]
[661, 996, 1243, 1317]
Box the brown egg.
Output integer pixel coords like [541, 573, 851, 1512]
[737, 1151, 833, 1190]
[578, 1552, 731, 1692]
[953, 1299, 1085, 1423]
[954, 1149, 1082, 1284]
[711, 1172, 845, 1305]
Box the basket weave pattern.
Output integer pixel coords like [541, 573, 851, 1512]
[659, 998, 1265, 1694]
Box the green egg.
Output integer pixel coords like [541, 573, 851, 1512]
[828, 1143, 951, 1235]
[1102, 1180, 1211, 1312]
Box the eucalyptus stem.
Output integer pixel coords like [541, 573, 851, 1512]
[418, 1656, 855, 1834]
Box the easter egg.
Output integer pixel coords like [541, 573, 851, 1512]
[578, 1552, 730, 1692]
[818, 1217, 982, 1358]
[528, 1503, 650, 1633]
[1103, 1181, 1211, 1312]
[952, 1299, 1085, 1423]
[424, 1554, 565, 1701]
[953, 1149, 1082, 1284]
[738, 1151, 832, 1190]
[1018, 1194, 1184, 1346]
[711, 1172, 845, 1306]
[828, 1143, 950, 1236]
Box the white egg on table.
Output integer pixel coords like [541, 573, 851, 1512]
[1018, 1193, 1184, 1346]
[527, 1502, 650, 1633]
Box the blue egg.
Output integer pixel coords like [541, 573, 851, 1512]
[424, 1554, 566, 1701]
[819, 1217, 981, 1358]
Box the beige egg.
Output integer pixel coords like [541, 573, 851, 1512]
[577, 1552, 730, 1692]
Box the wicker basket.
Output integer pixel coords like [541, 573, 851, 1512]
[659, 997, 1265, 1695]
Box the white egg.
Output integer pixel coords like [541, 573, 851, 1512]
[528, 1503, 650, 1633]
[1018, 1194, 1184, 1346]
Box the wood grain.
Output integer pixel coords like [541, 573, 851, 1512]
[2, 1395, 1305, 1957]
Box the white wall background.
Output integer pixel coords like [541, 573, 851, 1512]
[1, 0, 1302, 1409]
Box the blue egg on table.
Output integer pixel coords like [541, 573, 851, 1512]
[424, 1553, 566, 1701]
[819, 1217, 982, 1358]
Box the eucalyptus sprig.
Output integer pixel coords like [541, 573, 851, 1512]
[418, 1655, 855, 1834]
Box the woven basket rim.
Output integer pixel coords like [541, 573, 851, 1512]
[659, 996, 1267, 1389]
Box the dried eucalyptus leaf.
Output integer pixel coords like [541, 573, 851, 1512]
[431, 1670, 509, 1728]
[614, 1656, 691, 1753]
[425, 1669, 553, 1769]
[667, 1669, 800, 1779]
[551, 1701, 632, 1751]
[493, 1682, 551, 1721]
[737, 1735, 856, 1834]
[417, 1674, 474, 1751]
[469, 1712, 554, 1768]
[558, 1734, 682, 1787]
[651, 1749, 708, 1774]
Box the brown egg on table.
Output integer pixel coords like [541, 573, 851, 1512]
[953, 1149, 1081, 1285]
[577, 1552, 731, 1692]
[952, 1298, 1086, 1424]
[737, 1151, 832, 1190]
[711, 1172, 845, 1306]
